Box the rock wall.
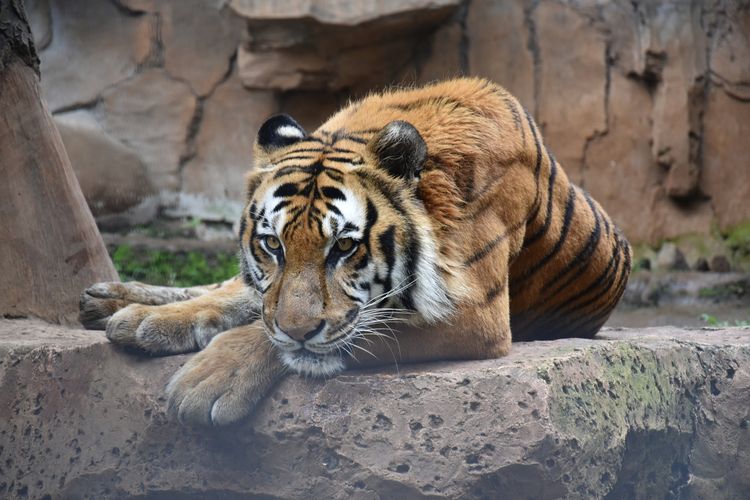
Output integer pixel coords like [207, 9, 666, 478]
[1, 319, 749, 499]
[27, 0, 750, 242]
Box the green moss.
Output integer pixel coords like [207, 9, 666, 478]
[632, 221, 750, 272]
[132, 224, 171, 239]
[536, 366, 551, 383]
[546, 344, 689, 441]
[111, 244, 239, 287]
[630, 243, 656, 266]
[670, 233, 711, 255]
[725, 221, 750, 256]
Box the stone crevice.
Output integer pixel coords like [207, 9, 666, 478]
[172, 49, 239, 193]
[176, 97, 205, 191]
[50, 96, 101, 117]
[137, 10, 164, 70]
[110, 0, 147, 17]
[523, 0, 542, 119]
[580, 39, 613, 190]
[709, 72, 750, 102]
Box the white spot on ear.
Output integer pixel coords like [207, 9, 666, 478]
[384, 122, 405, 141]
[276, 125, 304, 139]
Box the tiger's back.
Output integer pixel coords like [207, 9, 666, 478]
[320, 78, 631, 340]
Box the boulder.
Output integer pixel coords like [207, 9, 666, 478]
[54, 110, 157, 227]
[583, 69, 714, 244]
[37, 0, 150, 111]
[53, 0, 243, 97]
[694, 257, 710, 272]
[234, 0, 458, 93]
[277, 90, 342, 133]
[620, 271, 750, 308]
[162, 0, 243, 96]
[174, 72, 276, 222]
[230, 0, 459, 25]
[238, 46, 330, 90]
[656, 242, 689, 271]
[25, 0, 51, 50]
[583, 70, 657, 243]
[1, 319, 749, 499]
[710, 255, 732, 273]
[238, 35, 429, 93]
[641, 1, 706, 199]
[98, 69, 197, 193]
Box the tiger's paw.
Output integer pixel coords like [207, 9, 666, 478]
[165, 328, 283, 426]
[105, 303, 216, 354]
[80, 281, 205, 331]
[79, 282, 141, 330]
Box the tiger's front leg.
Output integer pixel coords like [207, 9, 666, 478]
[350, 225, 518, 369]
[166, 322, 284, 426]
[164, 296, 512, 427]
[79, 279, 231, 330]
[348, 295, 513, 370]
[105, 278, 260, 354]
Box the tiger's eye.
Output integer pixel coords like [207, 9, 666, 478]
[265, 235, 281, 250]
[336, 238, 355, 252]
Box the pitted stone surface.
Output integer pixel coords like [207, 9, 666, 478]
[0, 319, 748, 499]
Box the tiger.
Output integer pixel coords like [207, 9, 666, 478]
[80, 78, 631, 426]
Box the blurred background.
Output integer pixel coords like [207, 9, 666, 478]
[25, 0, 750, 326]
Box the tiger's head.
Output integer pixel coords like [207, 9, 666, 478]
[238, 114, 453, 376]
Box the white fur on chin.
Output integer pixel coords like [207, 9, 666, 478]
[279, 350, 345, 377]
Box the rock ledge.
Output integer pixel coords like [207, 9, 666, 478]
[0, 319, 748, 499]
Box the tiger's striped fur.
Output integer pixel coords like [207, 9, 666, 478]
[80, 78, 630, 425]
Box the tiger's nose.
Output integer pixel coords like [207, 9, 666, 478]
[278, 319, 326, 342]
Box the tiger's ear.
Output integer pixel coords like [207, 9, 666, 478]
[254, 114, 306, 154]
[369, 120, 427, 181]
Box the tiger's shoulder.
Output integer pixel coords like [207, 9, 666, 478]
[316, 77, 630, 339]
[320, 77, 534, 219]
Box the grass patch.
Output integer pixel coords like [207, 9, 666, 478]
[700, 313, 750, 328]
[111, 244, 239, 287]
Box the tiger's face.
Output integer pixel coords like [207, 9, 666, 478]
[238, 115, 451, 376]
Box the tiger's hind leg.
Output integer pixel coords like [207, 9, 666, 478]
[79, 279, 234, 330]
[102, 277, 260, 355]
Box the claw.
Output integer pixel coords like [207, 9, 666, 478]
[84, 282, 123, 299]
